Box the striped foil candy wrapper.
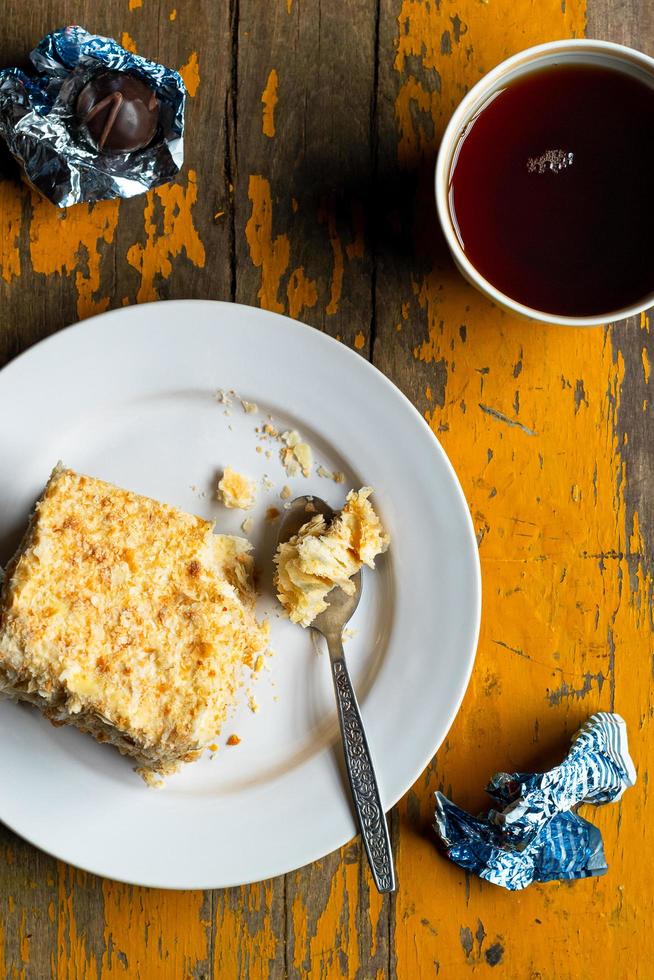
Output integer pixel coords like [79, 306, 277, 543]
[0, 26, 185, 207]
[434, 712, 636, 890]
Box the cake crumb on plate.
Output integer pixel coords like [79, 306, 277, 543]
[280, 430, 312, 477]
[218, 467, 256, 510]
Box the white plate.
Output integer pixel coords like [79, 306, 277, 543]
[0, 301, 480, 889]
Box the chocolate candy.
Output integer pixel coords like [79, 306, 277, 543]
[76, 70, 159, 153]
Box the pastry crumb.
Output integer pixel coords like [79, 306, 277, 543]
[262, 476, 274, 492]
[280, 485, 292, 500]
[215, 389, 232, 407]
[137, 768, 165, 789]
[281, 430, 313, 477]
[241, 399, 258, 414]
[317, 464, 345, 484]
[254, 654, 265, 673]
[227, 734, 241, 746]
[241, 517, 254, 535]
[218, 467, 256, 510]
[209, 743, 218, 752]
[247, 692, 259, 713]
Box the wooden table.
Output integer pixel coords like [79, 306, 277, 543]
[0, 1, 651, 977]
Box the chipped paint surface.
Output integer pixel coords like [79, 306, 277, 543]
[245, 174, 290, 313]
[287, 266, 318, 319]
[319, 199, 345, 316]
[30, 196, 120, 318]
[126, 170, 206, 303]
[180, 51, 200, 97]
[0, 182, 21, 283]
[120, 31, 137, 53]
[262, 69, 279, 137]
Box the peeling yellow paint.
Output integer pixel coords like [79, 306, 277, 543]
[287, 267, 318, 320]
[128, 0, 142, 9]
[126, 170, 205, 304]
[262, 69, 279, 138]
[290, 850, 360, 977]
[212, 881, 280, 977]
[120, 32, 137, 53]
[102, 881, 209, 977]
[630, 509, 644, 555]
[0, 181, 22, 283]
[29, 195, 120, 319]
[169, 8, 177, 20]
[57, 865, 100, 978]
[180, 51, 200, 97]
[19, 910, 29, 966]
[245, 174, 290, 313]
[318, 201, 344, 315]
[354, 331, 366, 350]
[642, 346, 650, 384]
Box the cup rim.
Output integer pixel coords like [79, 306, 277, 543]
[434, 38, 654, 327]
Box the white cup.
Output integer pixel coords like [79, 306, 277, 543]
[435, 39, 654, 327]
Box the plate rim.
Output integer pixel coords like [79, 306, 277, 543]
[0, 299, 481, 888]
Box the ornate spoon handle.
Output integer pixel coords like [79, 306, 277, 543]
[326, 633, 396, 893]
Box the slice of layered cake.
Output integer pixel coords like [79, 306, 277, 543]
[0, 466, 268, 785]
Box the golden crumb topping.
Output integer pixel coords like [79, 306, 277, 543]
[0, 467, 268, 777]
[273, 487, 389, 627]
[217, 467, 257, 510]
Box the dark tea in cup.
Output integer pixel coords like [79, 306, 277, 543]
[438, 45, 654, 323]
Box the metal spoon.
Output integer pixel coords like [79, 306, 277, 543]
[277, 495, 396, 893]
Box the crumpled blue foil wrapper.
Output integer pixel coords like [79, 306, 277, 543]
[434, 712, 636, 890]
[0, 26, 185, 206]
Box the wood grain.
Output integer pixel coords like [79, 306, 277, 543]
[0, 0, 652, 976]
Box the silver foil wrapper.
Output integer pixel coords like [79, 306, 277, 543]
[434, 712, 636, 890]
[0, 26, 186, 207]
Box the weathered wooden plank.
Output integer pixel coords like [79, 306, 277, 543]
[0, 3, 268, 978]
[235, 0, 377, 351]
[373, 0, 653, 976]
[235, 2, 391, 978]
